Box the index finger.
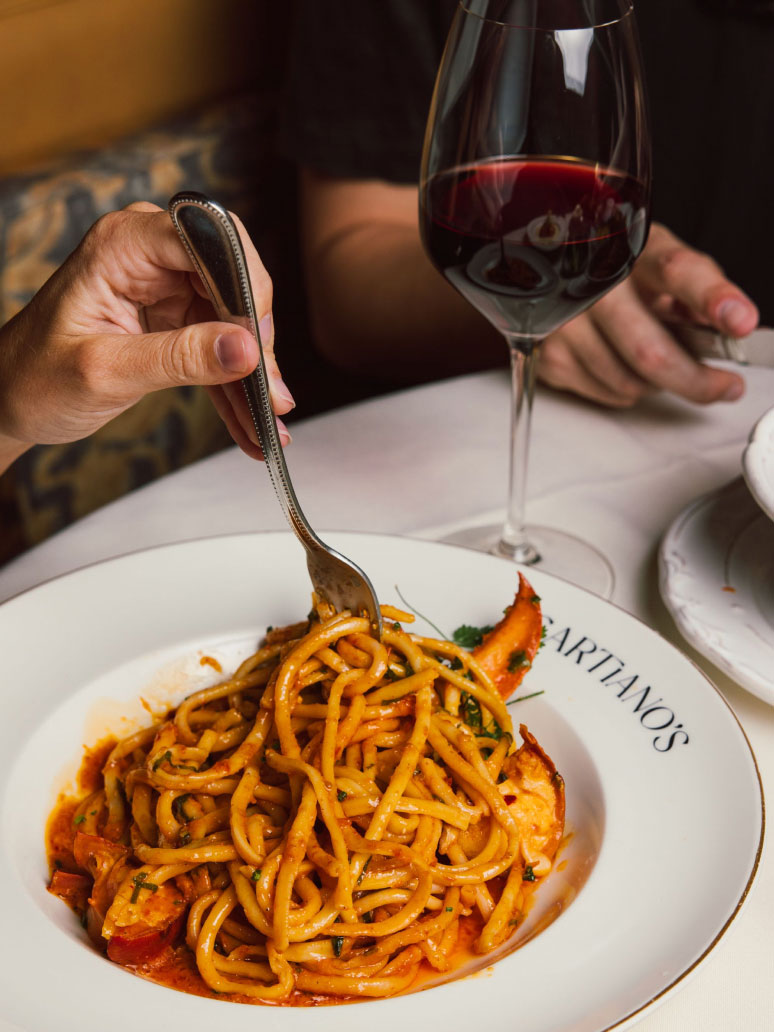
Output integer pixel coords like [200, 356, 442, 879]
[85, 206, 273, 322]
[633, 224, 759, 338]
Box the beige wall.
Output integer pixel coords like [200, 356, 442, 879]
[0, 0, 265, 175]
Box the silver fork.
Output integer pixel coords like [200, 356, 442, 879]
[168, 192, 382, 637]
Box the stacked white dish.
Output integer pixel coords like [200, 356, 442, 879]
[659, 405, 774, 704]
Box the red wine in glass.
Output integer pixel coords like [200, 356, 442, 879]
[423, 157, 648, 338]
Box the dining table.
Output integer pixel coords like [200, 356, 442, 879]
[1, 345, 772, 1032]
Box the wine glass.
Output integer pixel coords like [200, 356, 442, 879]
[420, 0, 651, 595]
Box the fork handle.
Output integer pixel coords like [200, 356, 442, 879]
[168, 192, 320, 552]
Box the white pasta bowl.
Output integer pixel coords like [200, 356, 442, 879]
[0, 532, 763, 1032]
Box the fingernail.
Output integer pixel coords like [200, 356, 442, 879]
[276, 418, 292, 446]
[215, 332, 247, 373]
[272, 377, 295, 409]
[258, 312, 273, 344]
[722, 380, 745, 402]
[718, 300, 752, 336]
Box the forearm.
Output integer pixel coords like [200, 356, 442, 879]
[304, 222, 504, 383]
[299, 171, 504, 385]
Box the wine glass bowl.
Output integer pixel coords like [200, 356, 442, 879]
[420, 0, 651, 594]
[424, 157, 649, 339]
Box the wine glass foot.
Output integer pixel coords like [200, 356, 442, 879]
[440, 523, 615, 599]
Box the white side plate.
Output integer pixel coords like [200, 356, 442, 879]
[743, 404, 774, 522]
[659, 476, 774, 705]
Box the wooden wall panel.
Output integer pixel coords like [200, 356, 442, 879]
[0, 0, 264, 174]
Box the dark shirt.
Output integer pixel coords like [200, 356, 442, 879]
[281, 0, 774, 322]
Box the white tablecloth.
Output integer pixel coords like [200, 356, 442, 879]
[2, 356, 773, 1031]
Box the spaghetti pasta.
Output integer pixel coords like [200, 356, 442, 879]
[47, 576, 564, 1004]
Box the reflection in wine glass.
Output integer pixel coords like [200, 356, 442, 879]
[420, 0, 651, 595]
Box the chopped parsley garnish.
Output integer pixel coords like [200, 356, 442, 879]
[393, 585, 449, 639]
[392, 622, 401, 631]
[150, 750, 198, 773]
[452, 624, 493, 650]
[458, 691, 505, 742]
[251, 869, 263, 882]
[479, 720, 505, 742]
[332, 935, 345, 957]
[173, 794, 191, 821]
[73, 815, 86, 825]
[130, 871, 159, 903]
[523, 865, 536, 882]
[531, 594, 541, 604]
[460, 691, 483, 729]
[337, 790, 348, 802]
[445, 906, 454, 913]
[507, 650, 530, 673]
[510, 690, 545, 704]
[356, 857, 372, 885]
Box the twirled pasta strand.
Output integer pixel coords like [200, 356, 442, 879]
[49, 597, 563, 1004]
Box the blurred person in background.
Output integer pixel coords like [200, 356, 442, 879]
[279, 0, 769, 408]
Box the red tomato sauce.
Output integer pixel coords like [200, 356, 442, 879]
[46, 741, 543, 1007]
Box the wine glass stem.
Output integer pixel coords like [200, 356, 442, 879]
[497, 334, 543, 564]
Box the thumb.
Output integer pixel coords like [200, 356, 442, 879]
[110, 322, 261, 395]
